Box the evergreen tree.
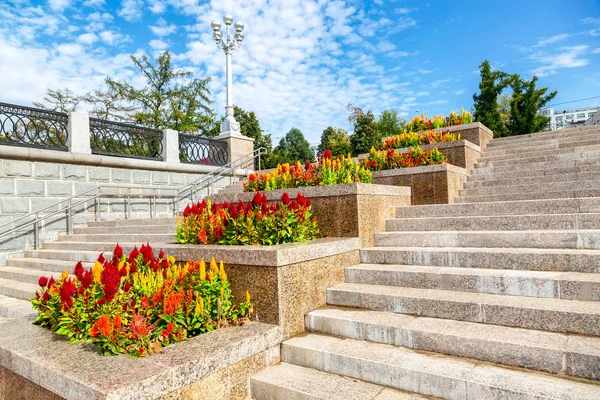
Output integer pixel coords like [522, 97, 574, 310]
[473, 60, 510, 137]
[318, 126, 352, 157]
[507, 74, 557, 135]
[348, 104, 381, 155]
[378, 109, 407, 137]
[271, 128, 314, 165]
[33, 88, 82, 113]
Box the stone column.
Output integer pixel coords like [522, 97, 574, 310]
[67, 112, 91, 154]
[162, 129, 180, 164]
[215, 132, 255, 170]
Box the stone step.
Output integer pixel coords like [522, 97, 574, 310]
[482, 136, 600, 161]
[360, 246, 600, 273]
[0, 266, 66, 285]
[250, 362, 428, 400]
[58, 233, 175, 243]
[386, 213, 600, 231]
[87, 217, 176, 228]
[5, 258, 93, 274]
[0, 294, 35, 318]
[282, 333, 600, 399]
[373, 230, 600, 249]
[394, 198, 600, 218]
[486, 126, 600, 148]
[73, 224, 176, 234]
[460, 179, 600, 197]
[0, 277, 39, 300]
[468, 162, 600, 183]
[464, 171, 600, 189]
[344, 264, 600, 301]
[476, 149, 600, 169]
[457, 188, 600, 203]
[327, 283, 600, 335]
[24, 249, 112, 263]
[306, 306, 600, 380]
[40, 241, 157, 253]
[484, 133, 600, 156]
[470, 155, 600, 176]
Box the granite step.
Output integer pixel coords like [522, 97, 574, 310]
[0, 294, 35, 318]
[281, 333, 600, 400]
[326, 283, 600, 335]
[0, 266, 67, 285]
[486, 126, 600, 147]
[464, 171, 600, 189]
[460, 179, 600, 197]
[58, 233, 175, 243]
[456, 188, 600, 203]
[394, 198, 600, 218]
[475, 149, 600, 169]
[0, 277, 39, 300]
[5, 258, 93, 274]
[373, 230, 600, 249]
[482, 136, 600, 160]
[360, 247, 600, 273]
[86, 217, 176, 228]
[40, 241, 164, 252]
[24, 249, 112, 263]
[386, 213, 600, 231]
[468, 162, 600, 182]
[73, 224, 176, 234]
[250, 362, 429, 400]
[305, 306, 600, 380]
[344, 264, 600, 301]
[471, 156, 600, 177]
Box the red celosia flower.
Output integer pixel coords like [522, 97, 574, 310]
[281, 193, 291, 205]
[80, 270, 93, 289]
[100, 262, 120, 303]
[129, 246, 139, 260]
[113, 244, 123, 259]
[38, 276, 48, 287]
[141, 296, 149, 308]
[48, 276, 56, 287]
[198, 229, 208, 244]
[97, 253, 105, 264]
[253, 191, 263, 206]
[297, 193, 305, 206]
[113, 313, 122, 331]
[323, 149, 332, 159]
[249, 173, 257, 181]
[60, 278, 77, 309]
[183, 205, 191, 217]
[131, 314, 150, 339]
[74, 261, 84, 279]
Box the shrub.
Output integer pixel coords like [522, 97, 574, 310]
[381, 130, 461, 150]
[406, 109, 473, 132]
[31, 244, 252, 357]
[244, 150, 371, 192]
[362, 147, 447, 171]
[176, 192, 321, 245]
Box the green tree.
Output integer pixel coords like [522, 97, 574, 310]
[497, 94, 511, 135]
[507, 74, 557, 135]
[83, 86, 137, 121]
[348, 104, 382, 155]
[378, 109, 407, 138]
[105, 50, 214, 133]
[271, 128, 314, 165]
[318, 126, 352, 157]
[33, 88, 82, 112]
[473, 60, 510, 138]
[234, 105, 273, 165]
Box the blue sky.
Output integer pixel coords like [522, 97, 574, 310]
[1, 0, 599, 144]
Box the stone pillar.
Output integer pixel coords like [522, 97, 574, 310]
[67, 112, 91, 154]
[215, 132, 255, 170]
[162, 129, 180, 164]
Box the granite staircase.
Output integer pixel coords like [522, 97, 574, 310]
[251, 126, 600, 399]
[0, 217, 177, 318]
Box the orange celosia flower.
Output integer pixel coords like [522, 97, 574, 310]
[90, 315, 113, 338]
[163, 291, 184, 315]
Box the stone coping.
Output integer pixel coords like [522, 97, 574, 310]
[0, 318, 282, 400]
[160, 237, 361, 267]
[371, 163, 468, 178]
[210, 182, 411, 203]
[382, 122, 493, 142]
[358, 139, 481, 160]
[0, 146, 249, 176]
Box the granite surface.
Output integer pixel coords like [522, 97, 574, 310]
[0, 319, 282, 400]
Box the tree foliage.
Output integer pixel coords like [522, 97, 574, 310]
[473, 60, 510, 138]
[318, 126, 352, 157]
[83, 86, 137, 121]
[348, 104, 381, 156]
[507, 75, 557, 136]
[270, 128, 314, 165]
[33, 88, 82, 113]
[378, 109, 407, 138]
[234, 105, 273, 168]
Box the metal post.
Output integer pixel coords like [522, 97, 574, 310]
[94, 197, 100, 221]
[67, 199, 73, 235]
[126, 189, 131, 220]
[34, 212, 39, 250]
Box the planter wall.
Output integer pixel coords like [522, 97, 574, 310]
[372, 164, 468, 205]
[382, 122, 494, 150]
[209, 183, 411, 247]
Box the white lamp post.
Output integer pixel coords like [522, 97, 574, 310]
[211, 15, 245, 136]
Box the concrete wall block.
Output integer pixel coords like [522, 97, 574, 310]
[111, 169, 131, 183]
[131, 201, 150, 212]
[31, 198, 62, 213]
[74, 182, 99, 196]
[34, 162, 61, 179]
[152, 171, 169, 184]
[0, 179, 15, 195]
[47, 181, 73, 197]
[132, 170, 151, 184]
[0, 198, 30, 214]
[88, 167, 111, 182]
[3, 160, 33, 177]
[110, 201, 126, 212]
[170, 173, 185, 185]
[16, 180, 45, 197]
[0, 233, 29, 252]
[62, 165, 87, 180]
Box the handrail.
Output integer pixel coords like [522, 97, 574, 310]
[0, 147, 266, 250]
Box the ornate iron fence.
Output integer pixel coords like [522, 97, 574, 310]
[0, 102, 69, 151]
[179, 133, 228, 166]
[89, 118, 163, 161]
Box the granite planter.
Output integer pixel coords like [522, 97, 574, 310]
[382, 122, 494, 150]
[161, 237, 361, 339]
[0, 318, 282, 400]
[208, 183, 411, 247]
[372, 164, 468, 205]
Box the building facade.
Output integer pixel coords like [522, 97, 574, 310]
[540, 106, 600, 130]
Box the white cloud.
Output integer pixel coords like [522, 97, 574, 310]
[533, 33, 570, 48]
[149, 39, 168, 50]
[48, 0, 70, 11]
[83, 0, 105, 7]
[99, 30, 129, 46]
[531, 45, 589, 76]
[395, 8, 412, 14]
[148, 0, 167, 14]
[454, 89, 465, 95]
[77, 33, 97, 45]
[117, 0, 143, 22]
[150, 18, 177, 36]
[593, 48, 600, 54]
[418, 68, 433, 74]
[430, 79, 450, 88]
[582, 17, 600, 25]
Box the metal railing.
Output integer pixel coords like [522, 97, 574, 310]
[0, 102, 69, 151]
[179, 133, 229, 166]
[89, 118, 164, 160]
[0, 148, 266, 250]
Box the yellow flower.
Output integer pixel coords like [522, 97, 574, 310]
[167, 255, 176, 266]
[49, 285, 59, 296]
[220, 287, 224, 299]
[194, 295, 204, 314]
[199, 259, 206, 279]
[246, 291, 251, 303]
[210, 257, 218, 274]
[92, 261, 103, 284]
[60, 268, 69, 281]
[218, 260, 227, 283]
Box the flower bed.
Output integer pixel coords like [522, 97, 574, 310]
[176, 192, 320, 245]
[31, 244, 252, 357]
[381, 129, 460, 150]
[407, 109, 473, 132]
[362, 147, 447, 171]
[243, 150, 371, 192]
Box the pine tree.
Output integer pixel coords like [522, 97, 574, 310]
[318, 126, 352, 157]
[348, 104, 381, 155]
[473, 60, 510, 137]
[507, 75, 557, 135]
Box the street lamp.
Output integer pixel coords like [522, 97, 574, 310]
[211, 15, 245, 135]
